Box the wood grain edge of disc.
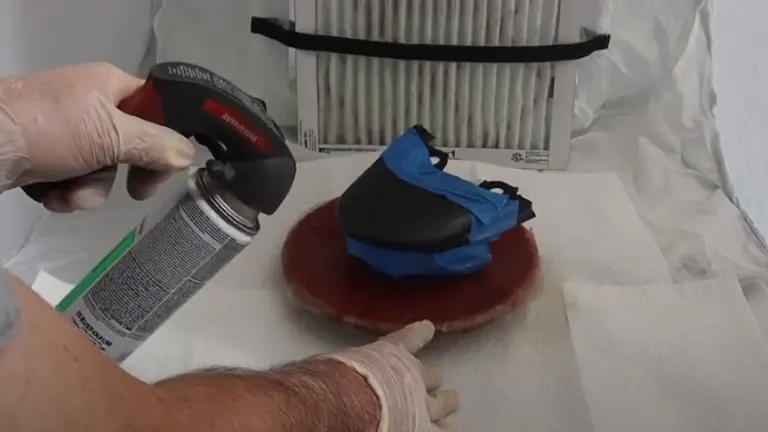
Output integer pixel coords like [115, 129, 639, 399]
[279, 240, 374, 333]
[436, 227, 543, 333]
[279, 245, 348, 325]
[281, 227, 543, 335]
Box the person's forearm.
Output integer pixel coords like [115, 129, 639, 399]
[0, 271, 179, 431]
[156, 358, 381, 432]
[0, 268, 382, 431]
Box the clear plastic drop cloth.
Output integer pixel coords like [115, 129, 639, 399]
[573, 0, 708, 131]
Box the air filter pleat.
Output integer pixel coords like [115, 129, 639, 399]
[316, 0, 561, 150]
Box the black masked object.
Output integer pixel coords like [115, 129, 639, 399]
[338, 125, 535, 279]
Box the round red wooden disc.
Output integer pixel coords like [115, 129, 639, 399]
[281, 198, 541, 333]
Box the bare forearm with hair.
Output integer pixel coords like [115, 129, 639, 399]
[0, 271, 178, 431]
[156, 358, 381, 432]
[0, 270, 380, 431]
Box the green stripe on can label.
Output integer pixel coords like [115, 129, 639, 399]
[56, 230, 137, 312]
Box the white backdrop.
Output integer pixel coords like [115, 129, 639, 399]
[0, 0, 153, 76]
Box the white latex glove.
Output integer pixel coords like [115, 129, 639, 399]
[0, 62, 194, 212]
[327, 321, 460, 431]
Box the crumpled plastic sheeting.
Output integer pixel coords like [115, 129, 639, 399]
[570, 1, 768, 282]
[568, 0, 768, 326]
[574, 0, 708, 130]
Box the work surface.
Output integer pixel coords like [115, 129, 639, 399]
[5, 1, 768, 431]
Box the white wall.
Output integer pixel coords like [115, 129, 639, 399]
[0, 0, 154, 76]
[712, 0, 768, 243]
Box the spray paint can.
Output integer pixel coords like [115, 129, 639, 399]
[21, 62, 297, 362]
[56, 168, 258, 361]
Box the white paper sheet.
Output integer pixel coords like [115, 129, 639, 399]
[419, 165, 672, 432]
[564, 274, 768, 432]
[31, 157, 672, 432]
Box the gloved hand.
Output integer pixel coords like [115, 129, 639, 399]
[0, 62, 194, 212]
[327, 321, 460, 431]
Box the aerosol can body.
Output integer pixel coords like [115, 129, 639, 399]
[57, 168, 258, 362]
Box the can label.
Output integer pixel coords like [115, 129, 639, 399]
[58, 175, 252, 362]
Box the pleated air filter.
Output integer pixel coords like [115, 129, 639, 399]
[252, 1, 610, 170]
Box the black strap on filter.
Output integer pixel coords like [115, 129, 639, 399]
[251, 17, 610, 64]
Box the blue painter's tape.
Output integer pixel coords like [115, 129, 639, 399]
[346, 127, 529, 279]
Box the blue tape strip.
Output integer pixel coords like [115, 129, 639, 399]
[381, 129, 506, 226]
[347, 127, 524, 279]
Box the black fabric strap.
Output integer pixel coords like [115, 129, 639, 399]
[251, 17, 610, 64]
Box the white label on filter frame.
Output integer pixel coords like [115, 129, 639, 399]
[511, 150, 550, 165]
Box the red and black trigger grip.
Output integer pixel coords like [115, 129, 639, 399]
[21, 61, 297, 216]
[117, 80, 166, 127]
